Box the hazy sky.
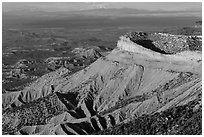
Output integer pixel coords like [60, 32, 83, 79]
[3, 2, 202, 12]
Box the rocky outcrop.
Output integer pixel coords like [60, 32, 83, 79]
[6, 59, 33, 79]
[45, 49, 101, 72]
[78, 48, 102, 59]
[124, 32, 202, 54]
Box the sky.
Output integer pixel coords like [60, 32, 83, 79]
[3, 2, 202, 12]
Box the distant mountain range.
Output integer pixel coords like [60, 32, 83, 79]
[73, 8, 202, 17]
[3, 7, 202, 18]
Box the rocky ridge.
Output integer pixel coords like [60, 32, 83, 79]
[125, 32, 202, 54]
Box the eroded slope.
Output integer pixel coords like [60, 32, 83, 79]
[2, 33, 202, 135]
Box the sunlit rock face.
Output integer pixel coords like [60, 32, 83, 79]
[2, 32, 202, 135]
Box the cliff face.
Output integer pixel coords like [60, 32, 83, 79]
[118, 35, 201, 62]
[124, 32, 202, 54]
[2, 32, 202, 135]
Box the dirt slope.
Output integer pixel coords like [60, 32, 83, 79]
[2, 33, 202, 135]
